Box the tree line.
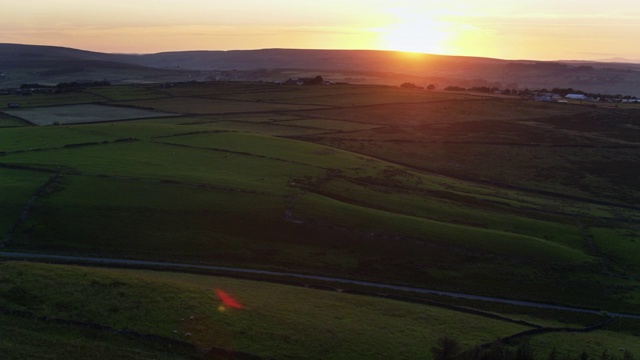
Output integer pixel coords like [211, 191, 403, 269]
[13, 81, 111, 94]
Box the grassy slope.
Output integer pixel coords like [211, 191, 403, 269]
[182, 120, 331, 136]
[0, 113, 27, 127]
[0, 125, 122, 152]
[3, 126, 634, 311]
[591, 227, 640, 278]
[2, 261, 638, 359]
[5, 104, 176, 125]
[0, 140, 321, 192]
[157, 132, 376, 169]
[308, 106, 640, 205]
[0, 314, 202, 360]
[0, 168, 51, 236]
[1, 86, 638, 304]
[0, 261, 533, 360]
[0, 92, 103, 108]
[115, 97, 323, 114]
[85, 84, 171, 101]
[294, 192, 588, 264]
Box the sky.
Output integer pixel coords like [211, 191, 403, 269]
[2, 0, 640, 61]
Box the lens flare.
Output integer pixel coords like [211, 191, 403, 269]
[215, 289, 243, 310]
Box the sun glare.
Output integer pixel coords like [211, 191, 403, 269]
[377, 8, 454, 55]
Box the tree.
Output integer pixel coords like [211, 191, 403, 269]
[431, 336, 461, 360]
[400, 82, 424, 90]
[427, 84, 436, 90]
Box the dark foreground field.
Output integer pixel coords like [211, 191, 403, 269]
[1, 82, 639, 359]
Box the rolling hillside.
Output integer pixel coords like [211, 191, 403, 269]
[1, 61, 640, 359]
[2, 43, 640, 96]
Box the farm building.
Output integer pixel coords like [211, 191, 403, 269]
[565, 94, 589, 100]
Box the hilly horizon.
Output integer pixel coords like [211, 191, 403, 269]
[2, 43, 640, 97]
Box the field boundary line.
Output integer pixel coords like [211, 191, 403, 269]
[458, 316, 618, 358]
[1, 172, 61, 246]
[154, 141, 322, 168]
[311, 147, 640, 211]
[0, 137, 138, 157]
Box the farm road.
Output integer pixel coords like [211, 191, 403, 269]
[1, 251, 640, 320]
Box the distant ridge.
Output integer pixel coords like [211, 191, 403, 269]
[597, 57, 640, 64]
[1, 43, 639, 96]
[0, 43, 122, 62]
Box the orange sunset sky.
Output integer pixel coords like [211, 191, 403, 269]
[2, 0, 640, 61]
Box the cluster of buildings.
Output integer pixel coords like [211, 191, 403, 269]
[533, 93, 589, 102]
[533, 92, 639, 103]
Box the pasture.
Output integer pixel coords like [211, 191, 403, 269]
[186, 120, 332, 136]
[116, 97, 325, 115]
[4, 104, 177, 125]
[0, 168, 51, 237]
[0, 313, 201, 360]
[1, 92, 103, 107]
[4, 261, 638, 360]
[85, 84, 170, 101]
[212, 84, 466, 106]
[0, 81, 639, 358]
[0, 113, 27, 127]
[0, 125, 121, 152]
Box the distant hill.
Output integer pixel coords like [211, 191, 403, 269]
[595, 57, 640, 64]
[1, 43, 639, 96]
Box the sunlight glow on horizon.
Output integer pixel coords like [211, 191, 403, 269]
[2, 0, 640, 61]
[375, 7, 454, 55]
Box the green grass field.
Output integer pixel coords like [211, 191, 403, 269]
[85, 85, 171, 101]
[183, 119, 333, 136]
[116, 97, 325, 115]
[214, 84, 466, 107]
[274, 118, 383, 131]
[1, 92, 104, 107]
[0, 125, 123, 152]
[0, 113, 27, 127]
[1, 82, 639, 359]
[0, 168, 51, 236]
[0, 313, 203, 360]
[6, 260, 636, 360]
[4, 104, 177, 125]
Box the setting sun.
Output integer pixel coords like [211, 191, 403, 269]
[2, 1, 640, 60]
[377, 7, 454, 54]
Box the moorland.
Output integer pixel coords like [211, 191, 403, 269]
[1, 79, 639, 359]
[2, 43, 640, 97]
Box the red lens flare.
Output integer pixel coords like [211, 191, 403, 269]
[215, 289, 243, 309]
